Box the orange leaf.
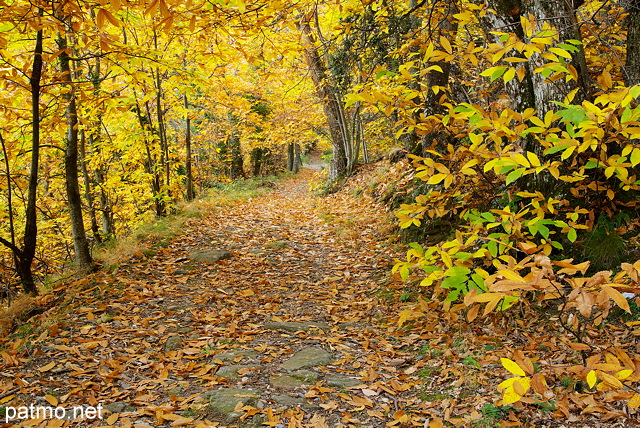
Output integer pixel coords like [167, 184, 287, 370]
[602, 285, 631, 313]
[39, 362, 55, 372]
[44, 395, 58, 406]
[106, 413, 119, 425]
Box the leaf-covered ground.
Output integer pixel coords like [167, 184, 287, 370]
[0, 167, 633, 427]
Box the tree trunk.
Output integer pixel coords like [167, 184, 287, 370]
[287, 144, 294, 171]
[138, 98, 166, 216]
[184, 94, 195, 201]
[479, 0, 590, 116]
[294, 144, 302, 173]
[79, 130, 102, 245]
[17, 25, 44, 295]
[626, 0, 640, 86]
[298, 13, 350, 179]
[86, 55, 115, 239]
[420, 0, 459, 154]
[57, 30, 94, 273]
[228, 133, 244, 179]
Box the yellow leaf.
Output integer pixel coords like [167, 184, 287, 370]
[503, 67, 516, 83]
[497, 269, 526, 282]
[427, 173, 446, 185]
[0, 395, 15, 404]
[599, 370, 624, 388]
[501, 358, 526, 376]
[631, 148, 640, 167]
[629, 393, 640, 408]
[587, 370, 597, 388]
[549, 47, 572, 59]
[502, 387, 522, 404]
[616, 369, 633, 380]
[440, 36, 452, 55]
[527, 151, 541, 167]
[398, 309, 422, 327]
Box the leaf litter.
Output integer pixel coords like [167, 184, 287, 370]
[0, 167, 632, 427]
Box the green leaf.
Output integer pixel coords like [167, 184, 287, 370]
[409, 242, 424, 253]
[480, 66, 508, 82]
[445, 266, 471, 276]
[471, 274, 487, 291]
[567, 228, 577, 243]
[488, 240, 498, 257]
[482, 212, 496, 222]
[506, 168, 525, 185]
[538, 223, 550, 239]
[544, 144, 573, 155]
[441, 275, 469, 289]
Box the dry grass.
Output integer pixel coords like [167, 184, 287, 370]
[0, 294, 44, 337]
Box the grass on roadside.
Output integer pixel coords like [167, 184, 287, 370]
[94, 176, 284, 268]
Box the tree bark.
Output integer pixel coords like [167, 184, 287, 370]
[298, 13, 350, 179]
[57, 30, 94, 273]
[79, 130, 102, 245]
[16, 25, 44, 295]
[184, 94, 195, 201]
[421, 0, 460, 154]
[626, 0, 640, 86]
[478, 0, 590, 116]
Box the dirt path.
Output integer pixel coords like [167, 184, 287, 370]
[1, 169, 437, 428]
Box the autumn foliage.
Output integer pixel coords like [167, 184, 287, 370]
[2, 0, 640, 425]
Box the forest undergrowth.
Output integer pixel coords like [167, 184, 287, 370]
[0, 165, 636, 428]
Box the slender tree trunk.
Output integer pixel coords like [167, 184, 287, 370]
[79, 130, 102, 245]
[153, 30, 170, 196]
[17, 26, 44, 295]
[184, 94, 195, 201]
[421, 0, 459, 154]
[287, 144, 294, 171]
[298, 14, 350, 179]
[294, 144, 302, 173]
[155, 68, 170, 192]
[140, 99, 166, 216]
[626, 0, 640, 86]
[57, 30, 94, 272]
[87, 55, 115, 239]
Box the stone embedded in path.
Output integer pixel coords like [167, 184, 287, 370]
[216, 364, 259, 380]
[270, 394, 305, 409]
[264, 321, 330, 333]
[103, 402, 136, 414]
[279, 347, 333, 371]
[205, 388, 261, 419]
[213, 349, 260, 363]
[163, 335, 184, 351]
[269, 375, 305, 389]
[189, 249, 232, 263]
[326, 374, 362, 388]
[270, 369, 319, 389]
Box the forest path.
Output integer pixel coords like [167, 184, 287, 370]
[2, 168, 441, 428]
